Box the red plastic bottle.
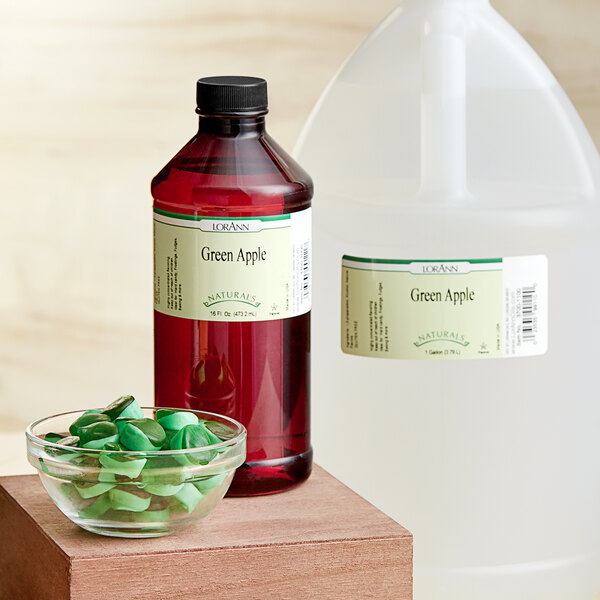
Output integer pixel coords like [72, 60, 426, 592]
[151, 77, 312, 495]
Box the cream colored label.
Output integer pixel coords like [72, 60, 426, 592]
[154, 209, 311, 322]
[341, 256, 547, 360]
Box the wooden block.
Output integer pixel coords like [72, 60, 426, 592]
[0, 465, 412, 600]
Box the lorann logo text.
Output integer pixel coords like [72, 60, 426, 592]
[209, 222, 250, 232]
[409, 261, 471, 275]
[199, 219, 262, 233]
[421, 264, 459, 273]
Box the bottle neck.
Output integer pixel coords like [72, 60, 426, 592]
[197, 114, 266, 137]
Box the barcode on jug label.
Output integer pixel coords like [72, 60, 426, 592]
[520, 285, 537, 343]
[503, 257, 547, 357]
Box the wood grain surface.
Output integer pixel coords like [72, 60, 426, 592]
[0, 465, 412, 599]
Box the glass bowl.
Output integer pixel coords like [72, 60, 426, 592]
[26, 408, 246, 538]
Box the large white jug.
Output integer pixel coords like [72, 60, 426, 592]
[296, 0, 600, 598]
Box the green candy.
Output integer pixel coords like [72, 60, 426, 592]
[102, 442, 126, 451]
[161, 429, 177, 450]
[120, 419, 166, 451]
[102, 395, 144, 421]
[129, 497, 170, 522]
[79, 493, 112, 519]
[135, 507, 170, 522]
[44, 432, 64, 444]
[56, 435, 80, 447]
[193, 472, 228, 494]
[98, 469, 119, 483]
[74, 479, 116, 499]
[99, 450, 146, 479]
[139, 455, 186, 485]
[69, 412, 110, 436]
[119, 399, 144, 420]
[61, 482, 90, 511]
[143, 483, 184, 497]
[172, 483, 204, 514]
[78, 421, 119, 449]
[115, 417, 134, 434]
[156, 409, 199, 431]
[196, 421, 224, 446]
[60, 482, 78, 501]
[47, 436, 83, 460]
[109, 487, 152, 512]
[171, 424, 215, 466]
[204, 420, 237, 441]
[170, 424, 212, 450]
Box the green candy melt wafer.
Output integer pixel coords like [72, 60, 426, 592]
[123, 496, 171, 523]
[139, 455, 186, 484]
[109, 487, 152, 512]
[99, 451, 147, 479]
[196, 421, 223, 446]
[162, 428, 177, 449]
[172, 483, 204, 513]
[79, 493, 112, 519]
[204, 420, 237, 441]
[60, 482, 78, 501]
[47, 436, 84, 461]
[118, 400, 144, 420]
[78, 421, 119, 449]
[56, 435, 80, 446]
[74, 479, 116, 499]
[156, 409, 199, 431]
[98, 469, 119, 483]
[102, 395, 144, 421]
[193, 472, 228, 494]
[102, 442, 127, 451]
[135, 507, 170, 522]
[120, 418, 166, 451]
[170, 424, 215, 466]
[143, 483, 184, 497]
[115, 417, 134, 434]
[69, 412, 110, 436]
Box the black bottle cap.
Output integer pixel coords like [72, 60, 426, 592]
[196, 76, 268, 115]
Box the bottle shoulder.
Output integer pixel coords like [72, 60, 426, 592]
[151, 131, 312, 214]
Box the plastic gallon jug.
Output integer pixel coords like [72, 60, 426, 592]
[295, 0, 600, 598]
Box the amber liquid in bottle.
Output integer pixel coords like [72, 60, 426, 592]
[152, 78, 312, 495]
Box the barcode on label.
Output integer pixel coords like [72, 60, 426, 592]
[521, 285, 537, 343]
[302, 241, 310, 300]
[502, 256, 547, 357]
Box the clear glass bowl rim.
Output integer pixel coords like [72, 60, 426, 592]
[26, 407, 247, 457]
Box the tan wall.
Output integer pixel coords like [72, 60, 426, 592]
[1, 0, 599, 434]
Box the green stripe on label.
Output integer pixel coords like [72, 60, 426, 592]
[342, 255, 503, 265]
[154, 208, 290, 222]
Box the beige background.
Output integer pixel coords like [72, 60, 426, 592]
[1, 0, 599, 474]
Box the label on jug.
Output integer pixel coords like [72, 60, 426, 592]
[341, 255, 547, 359]
[154, 208, 311, 322]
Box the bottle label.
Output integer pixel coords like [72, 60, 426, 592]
[154, 208, 311, 322]
[341, 255, 548, 360]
